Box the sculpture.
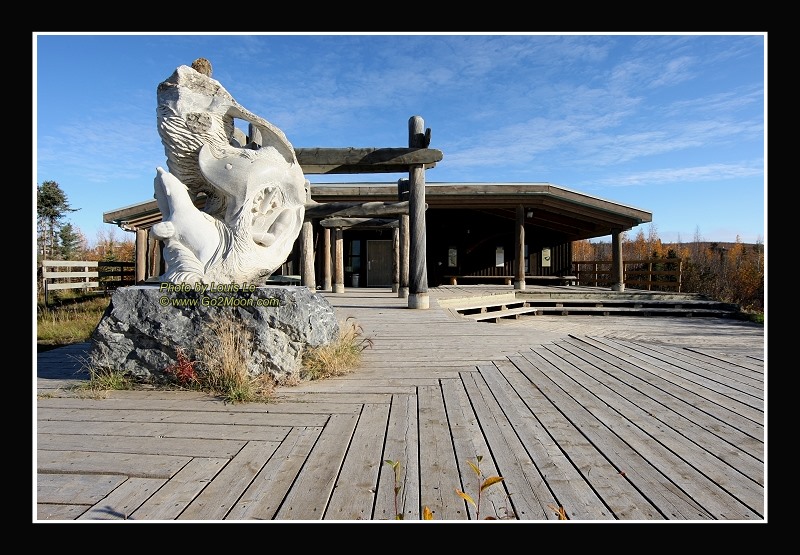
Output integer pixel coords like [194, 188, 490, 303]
[151, 58, 306, 285]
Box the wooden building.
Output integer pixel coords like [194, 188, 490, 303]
[104, 180, 652, 290]
[103, 117, 652, 299]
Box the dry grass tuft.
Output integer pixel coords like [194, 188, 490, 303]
[301, 317, 373, 381]
[195, 313, 276, 403]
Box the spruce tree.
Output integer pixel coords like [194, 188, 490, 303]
[37, 181, 78, 259]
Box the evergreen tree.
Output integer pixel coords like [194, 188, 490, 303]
[37, 181, 78, 259]
[58, 223, 83, 260]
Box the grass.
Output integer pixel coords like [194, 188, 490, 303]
[36, 295, 109, 349]
[301, 317, 373, 381]
[741, 311, 765, 324]
[192, 315, 276, 403]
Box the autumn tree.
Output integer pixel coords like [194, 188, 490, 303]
[573, 227, 765, 313]
[88, 227, 135, 262]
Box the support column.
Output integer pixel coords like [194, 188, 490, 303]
[398, 179, 410, 298]
[408, 116, 428, 309]
[322, 227, 332, 291]
[148, 234, 164, 279]
[333, 227, 345, 293]
[399, 214, 410, 298]
[611, 229, 625, 292]
[135, 229, 147, 284]
[392, 226, 400, 293]
[300, 219, 316, 290]
[514, 205, 526, 291]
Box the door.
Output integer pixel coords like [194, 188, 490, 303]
[367, 240, 392, 286]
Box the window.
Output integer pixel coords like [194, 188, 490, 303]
[346, 240, 361, 273]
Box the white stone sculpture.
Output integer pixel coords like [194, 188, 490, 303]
[151, 58, 306, 285]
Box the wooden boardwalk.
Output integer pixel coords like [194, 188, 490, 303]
[35, 286, 766, 522]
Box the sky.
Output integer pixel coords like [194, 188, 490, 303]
[34, 32, 766, 247]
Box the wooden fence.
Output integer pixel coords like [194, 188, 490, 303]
[572, 258, 683, 291]
[39, 260, 136, 305]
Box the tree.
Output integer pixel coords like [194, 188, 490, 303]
[37, 180, 78, 259]
[58, 223, 83, 260]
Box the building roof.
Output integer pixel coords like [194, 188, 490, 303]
[104, 181, 652, 242]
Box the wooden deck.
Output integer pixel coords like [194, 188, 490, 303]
[35, 285, 766, 522]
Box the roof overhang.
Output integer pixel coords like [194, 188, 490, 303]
[104, 182, 652, 242]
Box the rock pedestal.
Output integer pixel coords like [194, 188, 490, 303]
[89, 285, 339, 383]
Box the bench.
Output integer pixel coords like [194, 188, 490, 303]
[444, 275, 577, 286]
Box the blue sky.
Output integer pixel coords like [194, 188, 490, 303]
[34, 32, 766, 246]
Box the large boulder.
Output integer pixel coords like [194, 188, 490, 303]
[89, 284, 339, 383]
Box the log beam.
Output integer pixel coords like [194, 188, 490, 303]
[296, 147, 442, 174]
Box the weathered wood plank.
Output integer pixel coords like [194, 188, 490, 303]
[496, 358, 659, 520]
[179, 441, 281, 520]
[325, 403, 390, 520]
[41, 260, 100, 268]
[283, 384, 418, 395]
[608, 337, 764, 411]
[373, 394, 420, 521]
[479, 362, 613, 520]
[305, 201, 411, 221]
[129, 458, 227, 520]
[686, 347, 765, 370]
[37, 450, 190, 479]
[319, 217, 398, 229]
[37, 503, 88, 520]
[37, 433, 245, 458]
[37, 420, 290, 443]
[459, 371, 554, 520]
[417, 384, 465, 520]
[579, 337, 764, 430]
[512, 351, 711, 519]
[562, 336, 765, 465]
[527, 346, 761, 519]
[296, 147, 443, 174]
[270, 392, 392, 404]
[274, 414, 359, 520]
[440, 377, 515, 520]
[79, 477, 167, 520]
[226, 427, 323, 520]
[620, 341, 764, 394]
[546, 341, 764, 513]
[37, 407, 337, 425]
[38, 473, 126, 505]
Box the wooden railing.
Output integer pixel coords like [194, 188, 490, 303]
[572, 258, 683, 292]
[39, 260, 136, 305]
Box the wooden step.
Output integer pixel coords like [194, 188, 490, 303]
[535, 306, 737, 316]
[462, 306, 539, 322]
[526, 298, 738, 310]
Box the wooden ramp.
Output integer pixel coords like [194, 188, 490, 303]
[36, 286, 766, 521]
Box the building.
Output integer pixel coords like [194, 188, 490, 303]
[104, 180, 652, 291]
[104, 121, 652, 295]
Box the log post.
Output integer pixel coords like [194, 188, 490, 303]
[611, 229, 625, 292]
[300, 181, 316, 290]
[397, 179, 410, 298]
[322, 227, 332, 291]
[300, 220, 315, 290]
[408, 116, 429, 309]
[399, 214, 410, 298]
[135, 229, 147, 284]
[333, 227, 345, 293]
[392, 226, 400, 293]
[514, 205, 526, 290]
